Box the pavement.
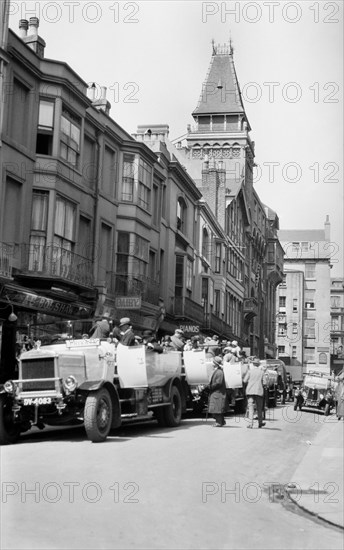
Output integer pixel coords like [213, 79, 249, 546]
[286, 415, 344, 529]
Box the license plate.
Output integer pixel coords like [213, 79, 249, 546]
[23, 397, 52, 406]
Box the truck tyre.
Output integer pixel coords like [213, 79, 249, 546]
[84, 388, 112, 442]
[154, 407, 167, 427]
[0, 395, 20, 445]
[164, 385, 182, 427]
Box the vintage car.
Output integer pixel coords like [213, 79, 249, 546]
[0, 338, 186, 444]
[293, 371, 335, 415]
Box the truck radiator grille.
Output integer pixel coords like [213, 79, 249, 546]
[21, 358, 56, 391]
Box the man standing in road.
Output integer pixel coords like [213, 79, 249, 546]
[208, 356, 228, 427]
[243, 357, 266, 429]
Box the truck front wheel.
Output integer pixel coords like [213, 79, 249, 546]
[0, 395, 20, 445]
[164, 386, 182, 427]
[84, 388, 113, 442]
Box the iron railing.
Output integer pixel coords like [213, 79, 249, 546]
[107, 272, 160, 304]
[0, 243, 13, 278]
[20, 244, 94, 289]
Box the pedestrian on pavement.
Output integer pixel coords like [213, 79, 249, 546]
[335, 378, 344, 420]
[117, 317, 136, 346]
[243, 356, 266, 429]
[89, 312, 111, 339]
[208, 356, 228, 427]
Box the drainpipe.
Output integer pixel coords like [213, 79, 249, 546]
[93, 130, 101, 278]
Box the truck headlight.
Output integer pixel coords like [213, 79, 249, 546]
[63, 375, 77, 392]
[4, 380, 15, 394]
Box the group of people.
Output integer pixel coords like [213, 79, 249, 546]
[88, 314, 165, 351]
[206, 353, 266, 429]
[88, 315, 344, 426]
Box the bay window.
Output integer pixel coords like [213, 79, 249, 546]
[60, 108, 81, 168]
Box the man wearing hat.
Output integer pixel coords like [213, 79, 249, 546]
[89, 312, 111, 339]
[170, 329, 185, 351]
[208, 356, 228, 427]
[142, 330, 163, 353]
[118, 317, 136, 346]
[243, 357, 266, 429]
[231, 340, 241, 360]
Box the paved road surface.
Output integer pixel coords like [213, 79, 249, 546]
[1, 405, 343, 549]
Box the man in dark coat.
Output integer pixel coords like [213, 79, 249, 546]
[208, 356, 228, 427]
[142, 330, 163, 353]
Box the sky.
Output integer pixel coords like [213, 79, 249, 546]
[8, 0, 344, 276]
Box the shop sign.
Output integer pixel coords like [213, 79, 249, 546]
[1, 287, 93, 318]
[179, 324, 200, 334]
[115, 296, 141, 309]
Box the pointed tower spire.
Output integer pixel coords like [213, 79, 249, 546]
[193, 40, 249, 125]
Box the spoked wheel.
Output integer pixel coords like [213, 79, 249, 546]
[84, 388, 113, 442]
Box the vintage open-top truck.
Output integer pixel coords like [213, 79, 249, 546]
[0, 338, 186, 444]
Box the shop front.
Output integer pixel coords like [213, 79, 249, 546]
[0, 284, 96, 382]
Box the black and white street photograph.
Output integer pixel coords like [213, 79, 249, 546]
[0, 1, 343, 548]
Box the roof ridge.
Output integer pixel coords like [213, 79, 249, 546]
[193, 54, 215, 114]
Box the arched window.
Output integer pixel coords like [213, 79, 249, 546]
[319, 352, 327, 364]
[192, 144, 202, 159]
[177, 197, 187, 234]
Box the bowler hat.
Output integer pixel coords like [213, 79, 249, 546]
[175, 329, 184, 335]
[119, 317, 131, 327]
[213, 356, 223, 368]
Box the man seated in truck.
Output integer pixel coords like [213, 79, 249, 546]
[117, 318, 136, 346]
[142, 330, 164, 353]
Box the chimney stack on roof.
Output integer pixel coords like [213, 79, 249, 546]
[90, 85, 111, 115]
[18, 19, 29, 38]
[28, 16, 39, 35]
[20, 17, 46, 58]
